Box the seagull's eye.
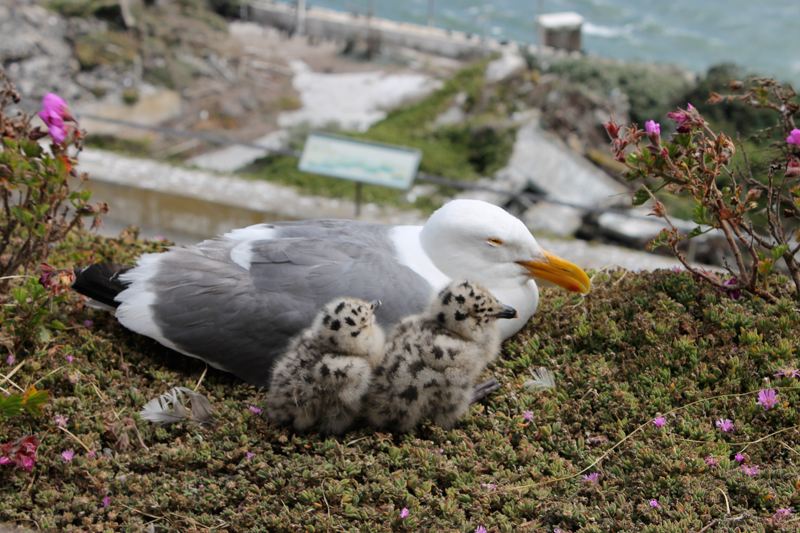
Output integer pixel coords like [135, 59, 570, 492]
[488, 238, 503, 246]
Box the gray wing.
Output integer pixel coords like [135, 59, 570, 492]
[147, 221, 432, 388]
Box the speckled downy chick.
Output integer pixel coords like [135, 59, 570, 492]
[267, 298, 384, 436]
[364, 280, 516, 432]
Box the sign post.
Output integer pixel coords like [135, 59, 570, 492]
[298, 133, 422, 216]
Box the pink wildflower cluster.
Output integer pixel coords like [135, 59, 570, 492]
[652, 417, 666, 428]
[0, 435, 40, 472]
[715, 418, 734, 432]
[787, 129, 800, 146]
[38, 93, 78, 144]
[39, 263, 75, 296]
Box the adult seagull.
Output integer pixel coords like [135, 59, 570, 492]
[73, 199, 590, 388]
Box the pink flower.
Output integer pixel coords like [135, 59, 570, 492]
[54, 414, 68, 427]
[61, 450, 74, 463]
[649, 499, 659, 508]
[666, 111, 688, 123]
[741, 464, 761, 476]
[475, 527, 488, 533]
[716, 418, 734, 432]
[735, 453, 745, 462]
[83, 320, 94, 327]
[704, 454, 717, 467]
[687, 103, 693, 110]
[38, 93, 75, 144]
[103, 495, 110, 507]
[582, 473, 600, 484]
[772, 508, 792, 522]
[774, 368, 800, 378]
[480, 482, 496, 491]
[248, 406, 261, 414]
[756, 389, 778, 410]
[722, 277, 742, 300]
[787, 129, 800, 146]
[653, 417, 666, 428]
[246, 452, 255, 459]
[399, 508, 409, 519]
[523, 410, 533, 421]
[0, 435, 40, 473]
[645, 120, 660, 136]
[66, 355, 74, 363]
[6, 355, 13, 366]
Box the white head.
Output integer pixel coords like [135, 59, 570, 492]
[419, 200, 591, 294]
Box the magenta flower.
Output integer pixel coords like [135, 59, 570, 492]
[787, 129, 800, 146]
[722, 277, 742, 300]
[6, 355, 13, 366]
[703, 454, 717, 467]
[246, 452, 255, 459]
[480, 482, 496, 491]
[0, 434, 40, 473]
[741, 464, 761, 476]
[102, 495, 110, 507]
[652, 417, 666, 428]
[83, 320, 94, 327]
[645, 120, 660, 136]
[582, 473, 600, 484]
[248, 406, 261, 414]
[399, 508, 409, 519]
[716, 418, 734, 432]
[687, 103, 693, 110]
[772, 508, 792, 522]
[649, 499, 659, 508]
[666, 111, 688, 123]
[66, 355, 73, 363]
[61, 450, 74, 463]
[735, 453, 745, 462]
[523, 410, 533, 422]
[774, 368, 800, 378]
[756, 389, 778, 410]
[475, 527, 488, 533]
[54, 414, 68, 427]
[38, 93, 75, 144]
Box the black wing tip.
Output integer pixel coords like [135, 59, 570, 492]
[72, 263, 134, 309]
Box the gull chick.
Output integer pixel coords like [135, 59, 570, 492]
[364, 280, 516, 432]
[267, 298, 384, 436]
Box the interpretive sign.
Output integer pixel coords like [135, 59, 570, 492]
[298, 133, 421, 191]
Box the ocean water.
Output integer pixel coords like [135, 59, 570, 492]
[303, 0, 800, 86]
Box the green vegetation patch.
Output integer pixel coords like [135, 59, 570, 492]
[2, 231, 799, 531]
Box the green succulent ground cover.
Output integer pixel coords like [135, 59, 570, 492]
[1, 230, 800, 532]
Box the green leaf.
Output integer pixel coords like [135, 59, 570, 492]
[626, 153, 639, 165]
[21, 140, 43, 158]
[3, 137, 18, 150]
[11, 288, 29, 305]
[687, 226, 709, 239]
[35, 325, 51, 344]
[692, 205, 714, 226]
[22, 387, 50, 418]
[632, 189, 650, 207]
[0, 394, 24, 418]
[772, 244, 789, 261]
[49, 320, 66, 330]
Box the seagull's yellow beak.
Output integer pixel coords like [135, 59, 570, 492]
[517, 249, 591, 294]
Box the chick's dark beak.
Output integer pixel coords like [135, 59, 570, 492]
[492, 304, 518, 320]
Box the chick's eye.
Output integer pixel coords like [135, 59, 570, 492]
[488, 238, 503, 246]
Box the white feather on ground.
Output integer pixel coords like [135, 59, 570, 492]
[139, 387, 217, 426]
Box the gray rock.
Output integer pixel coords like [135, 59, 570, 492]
[485, 51, 526, 83]
[521, 201, 583, 238]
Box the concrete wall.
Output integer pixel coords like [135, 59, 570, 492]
[248, 1, 524, 59]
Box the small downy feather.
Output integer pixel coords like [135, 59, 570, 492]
[523, 367, 556, 391]
[140, 387, 217, 426]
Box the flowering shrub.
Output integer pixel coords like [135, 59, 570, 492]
[0, 70, 107, 288]
[605, 78, 800, 302]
